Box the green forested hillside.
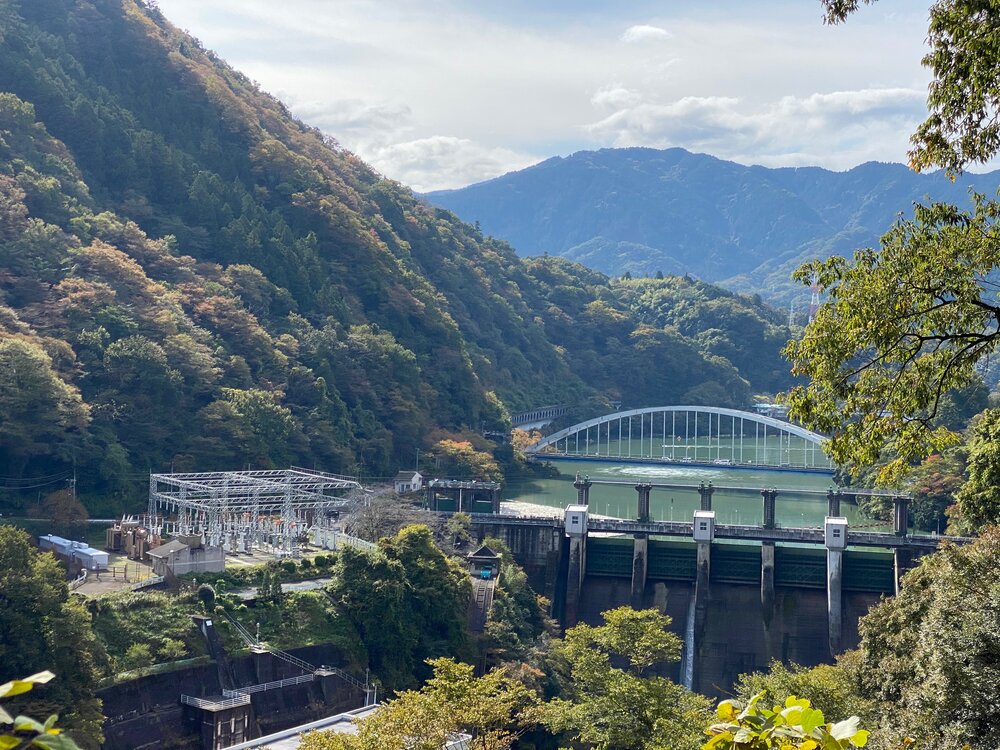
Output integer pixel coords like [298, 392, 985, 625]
[0, 0, 791, 512]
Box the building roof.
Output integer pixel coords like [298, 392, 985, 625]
[467, 545, 500, 560]
[147, 539, 189, 558]
[394, 470, 422, 481]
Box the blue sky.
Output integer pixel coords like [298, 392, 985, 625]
[156, 0, 934, 191]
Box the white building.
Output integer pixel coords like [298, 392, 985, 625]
[147, 537, 225, 576]
[394, 470, 423, 494]
[38, 534, 109, 571]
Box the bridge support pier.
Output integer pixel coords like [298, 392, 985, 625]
[761, 489, 777, 529]
[693, 511, 714, 637]
[698, 482, 714, 511]
[635, 483, 652, 522]
[827, 489, 843, 517]
[573, 475, 592, 506]
[825, 517, 848, 656]
[631, 534, 648, 608]
[893, 496, 910, 536]
[563, 505, 589, 627]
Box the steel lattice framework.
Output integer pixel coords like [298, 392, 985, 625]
[526, 405, 833, 471]
[147, 468, 363, 555]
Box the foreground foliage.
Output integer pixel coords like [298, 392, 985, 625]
[854, 529, 1000, 749]
[298, 658, 536, 750]
[704, 694, 869, 750]
[0, 672, 80, 750]
[0, 527, 104, 749]
[790, 1, 1000, 484]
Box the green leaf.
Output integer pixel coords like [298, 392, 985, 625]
[0, 736, 21, 750]
[31, 733, 82, 750]
[716, 701, 738, 721]
[13, 716, 44, 734]
[800, 708, 826, 734]
[850, 729, 870, 748]
[0, 673, 54, 700]
[734, 727, 756, 743]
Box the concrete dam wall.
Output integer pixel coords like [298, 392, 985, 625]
[577, 577, 879, 696]
[473, 517, 890, 697]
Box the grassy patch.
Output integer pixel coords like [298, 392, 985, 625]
[88, 590, 207, 674]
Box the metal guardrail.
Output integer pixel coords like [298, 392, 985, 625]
[222, 674, 315, 698]
[467, 513, 969, 550]
[335, 532, 377, 552]
[181, 693, 251, 710]
[221, 705, 379, 750]
[470, 514, 559, 527]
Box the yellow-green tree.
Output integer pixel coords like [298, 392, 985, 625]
[298, 658, 536, 750]
[431, 439, 501, 481]
[541, 607, 711, 750]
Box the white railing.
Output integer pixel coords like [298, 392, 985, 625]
[126, 575, 165, 591]
[222, 674, 315, 698]
[181, 693, 251, 710]
[310, 529, 377, 552]
[69, 570, 87, 591]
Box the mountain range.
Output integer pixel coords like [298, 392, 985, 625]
[425, 148, 1000, 302]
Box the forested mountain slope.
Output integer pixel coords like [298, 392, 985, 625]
[0, 0, 788, 511]
[425, 147, 1000, 301]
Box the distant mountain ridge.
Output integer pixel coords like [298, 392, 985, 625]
[425, 148, 1000, 301]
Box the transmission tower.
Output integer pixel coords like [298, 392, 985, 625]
[807, 275, 821, 323]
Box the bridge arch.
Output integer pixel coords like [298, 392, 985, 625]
[526, 405, 832, 471]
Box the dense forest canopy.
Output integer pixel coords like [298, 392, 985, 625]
[0, 0, 792, 514]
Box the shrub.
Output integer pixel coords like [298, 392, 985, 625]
[158, 638, 187, 661]
[197, 583, 216, 611]
[123, 643, 153, 670]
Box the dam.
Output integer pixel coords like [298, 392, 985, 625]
[467, 460, 964, 695]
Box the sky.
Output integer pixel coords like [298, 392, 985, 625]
[155, 0, 935, 192]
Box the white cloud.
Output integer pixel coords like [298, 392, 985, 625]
[366, 136, 541, 193]
[590, 86, 642, 110]
[155, 0, 934, 187]
[621, 24, 672, 43]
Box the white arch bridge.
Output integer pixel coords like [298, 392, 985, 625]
[525, 406, 833, 472]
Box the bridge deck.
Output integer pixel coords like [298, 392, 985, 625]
[469, 513, 968, 550]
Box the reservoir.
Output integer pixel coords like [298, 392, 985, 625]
[504, 458, 889, 531]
